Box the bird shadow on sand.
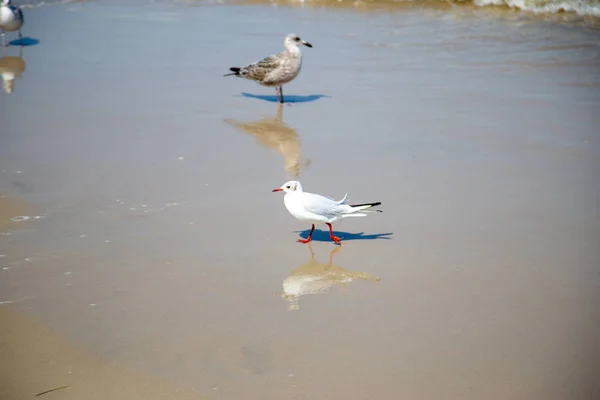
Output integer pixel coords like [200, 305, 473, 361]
[241, 92, 327, 103]
[295, 229, 393, 242]
[7, 37, 40, 47]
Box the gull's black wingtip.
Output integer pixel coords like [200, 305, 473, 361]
[350, 202, 383, 212]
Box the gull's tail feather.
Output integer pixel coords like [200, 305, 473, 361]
[339, 202, 382, 218]
[337, 193, 349, 205]
[224, 67, 241, 77]
[350, 202, 382, 212]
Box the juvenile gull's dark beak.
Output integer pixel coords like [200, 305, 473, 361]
[302, 40, 312, 48]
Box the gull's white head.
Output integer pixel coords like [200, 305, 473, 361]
[272, 180, 303, 194]
[1, 0, 12, 6]
[284, 34, 312, 50]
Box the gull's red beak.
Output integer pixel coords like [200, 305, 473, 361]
[272, 188, 283, 192]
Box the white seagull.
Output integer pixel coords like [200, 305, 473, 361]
[272, 181, 382, 245]
[0, 0, 24, 47]
[224, 33, 312, 104]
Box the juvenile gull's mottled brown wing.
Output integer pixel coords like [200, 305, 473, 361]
[239, 54, 283, 83]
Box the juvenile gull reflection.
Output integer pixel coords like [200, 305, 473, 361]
[0, 45, 24, 94]
[282, 244, 380, 311]
[225, 104, 309, 178]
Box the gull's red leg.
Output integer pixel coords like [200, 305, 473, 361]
[298, 224, 315, 243]
[326, 223, 342, 244]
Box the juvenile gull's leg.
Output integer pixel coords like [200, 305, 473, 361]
[275, 86, 284, 104]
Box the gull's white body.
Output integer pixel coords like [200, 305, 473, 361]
[284, 189, 358, 224]
[278, 181, 378, 224]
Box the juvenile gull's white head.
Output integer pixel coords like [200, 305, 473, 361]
[284, 34, 312, 51]
[1, 0, 13, 6]
[272, 180, 303, 194]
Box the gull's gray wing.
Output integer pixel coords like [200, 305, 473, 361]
[299, 192, 345, 220]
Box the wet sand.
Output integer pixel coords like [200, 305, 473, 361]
[0, 195, 35, 230]
[1, 1, 599, 399]
[0, 307, 203, 399]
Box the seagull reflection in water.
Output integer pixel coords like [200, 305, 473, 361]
[0, 44, 24, 94]
[282, 243, 381, 311]
[225, 104, 310, 179]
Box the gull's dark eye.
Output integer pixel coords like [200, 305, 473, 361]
[286, 185, 291, 189]
[294, 37, 300, 41]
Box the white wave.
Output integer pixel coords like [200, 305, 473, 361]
[474, 0, 600, 17]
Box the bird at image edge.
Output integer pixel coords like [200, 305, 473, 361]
[0, 0, 24, 47]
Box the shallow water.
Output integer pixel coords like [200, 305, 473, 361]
[1, 1, 599, 399]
